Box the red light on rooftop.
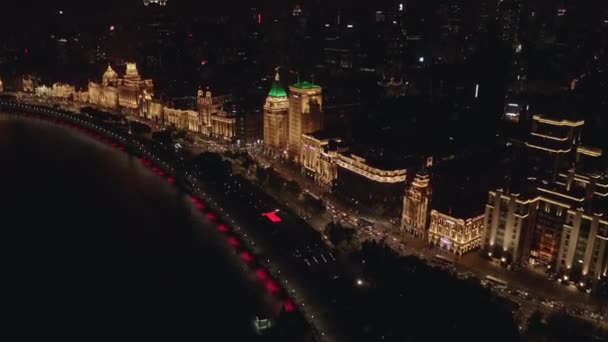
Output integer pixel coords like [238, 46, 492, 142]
[187, 33, 193, 38]
[261, 211, 282, 223]
[217, 224, 229, 233]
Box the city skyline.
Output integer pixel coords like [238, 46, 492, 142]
[2, 1, 608, 341]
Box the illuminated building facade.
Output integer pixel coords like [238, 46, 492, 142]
[118, 63, 154, 111]
[74, 91, 89, 103]
[483, 188, 536, 264]
[22, 76, 34, 92]
[35, 85, 52, 97]
[429, 210, 485, 255]
[483, 110, 608, 285]
[140, 99, 163, 123]
[164, 107, 201, 132]
[88, 63, 153, 112]
[158, 89, 236, 140]
[210, 111, 236, 141]
[263, 73, 289, 154]
[89, 65, 120, 109]
[402, 172, 432, 238]
[300, 133, 343, 188]
[525, 113, 584, 181]
[288, 81, 323, 160]
[0, 76, 3, 92]
[51, 83, 75, 99]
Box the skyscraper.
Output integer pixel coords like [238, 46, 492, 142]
[143, 0, 168, 6]
[263, 72, 289, 154]
[288, 81, 323, 160]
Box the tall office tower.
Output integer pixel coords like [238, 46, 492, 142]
[401, 171, 432, 238]
[498, 0, 523, 47]
[143, 0, 168, 6]
[525, 111, 583, 181]
[263, 72, 289, 154]
[288, 81, 323, 160]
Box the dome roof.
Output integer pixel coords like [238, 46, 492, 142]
[103, 64, 118, 80]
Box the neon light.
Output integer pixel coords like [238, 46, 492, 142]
[262, 211, 282, 223]
[255, 268, 269, 281]
[240, 251, 254, 264]
[283, 299, 296, 312]
[265, 279, 281, 294]
[532, 115, 584, 127]
[228, 236, 240, 247]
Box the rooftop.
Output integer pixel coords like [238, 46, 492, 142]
[307, 129, 343, 141]
[268, 81, 287, 98]
[340, 144, 415, 171]
[529, 93, 582, 122]
[291, 81, 321, 90]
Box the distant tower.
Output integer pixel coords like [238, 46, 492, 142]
[143, 0, 167, 6]
[401, 166, 432, 238]
[288, 80, 323, 160]
[263, 69, 290, 154]
[102, 64, 118, 86]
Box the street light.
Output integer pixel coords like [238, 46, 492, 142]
[356, 278, 364, 286]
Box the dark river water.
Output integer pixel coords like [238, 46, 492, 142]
[0, 116, 269, 341]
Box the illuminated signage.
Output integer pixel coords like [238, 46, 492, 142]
[262, 210, 282, 223]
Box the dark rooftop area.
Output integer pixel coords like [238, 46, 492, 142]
[528, 92, 583, 121]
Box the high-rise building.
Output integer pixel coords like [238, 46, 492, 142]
[401, 171, 432, 238]
[525, 112, 584, 181]
[263, 72, 289, 154]
[483, 187, 536, 265]
[300, 132, 343, 189]
[0, 76, 3, 92]
[143, 0, 168, 6]
[483, 109, 608, 287]
[498, 0, 523, 47]
[288, 81, 323, 160]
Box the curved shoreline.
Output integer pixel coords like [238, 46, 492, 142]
[0, 102, 309, 337]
